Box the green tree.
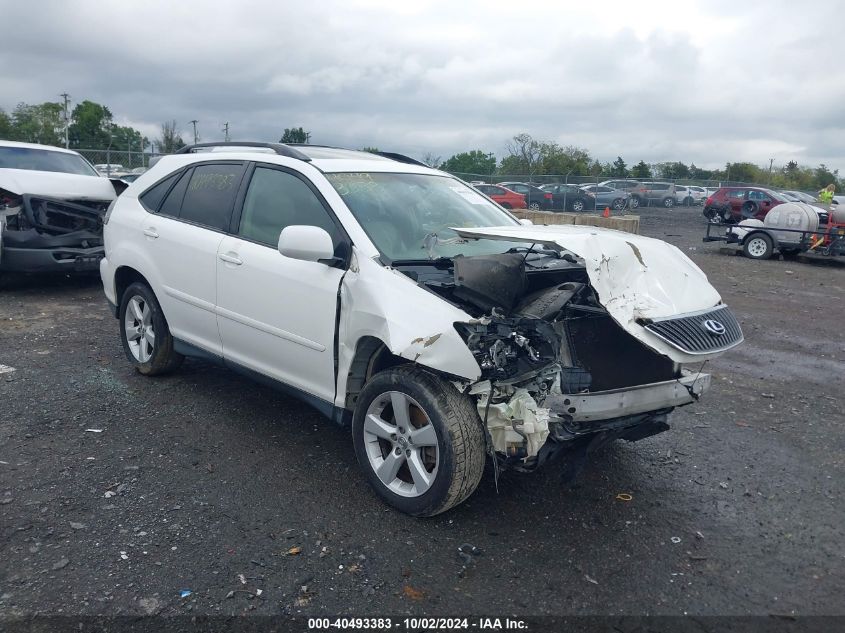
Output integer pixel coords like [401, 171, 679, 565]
[502, 133, 542, 177]
[441, 150, 497, 176]
[156, 120, 185, 153]
[280, 127, 309, 143]
[631, 160, 652, 179]
[813, 164, 838, 189]
[538, 143, 592, 176]
[0, 108, 12, 139]
[68, 100, 113, 148]
[10, 102, 65, 145]
[360, 146, 380, 153]
[724, 162, 761, 183]
[610, 156, 628, 177]
[655, 161, 690, 179]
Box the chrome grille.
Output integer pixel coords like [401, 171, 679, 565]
[644, 305, 743, 355]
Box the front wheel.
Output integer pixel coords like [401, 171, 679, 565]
[630, 196, 640, 209]
[528, 201, 541, 211]
[352, 365, 486, 516]
[500, 202, 512, 209]
[663, 196, 675, 208]
[571, 199, 585, 212]
[119, 282, 183, 375]
[611, 198, 625, 210]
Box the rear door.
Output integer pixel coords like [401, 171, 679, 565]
[215, 164, 348, 404]
[139, 161, 245, 355]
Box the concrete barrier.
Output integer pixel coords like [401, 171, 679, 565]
[511, 210, 640, 234]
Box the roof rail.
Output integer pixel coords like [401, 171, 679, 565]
[174, 142, 311, 161]
[372, 151, 429, 167]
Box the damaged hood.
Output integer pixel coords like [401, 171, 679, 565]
[0, 169, 116, 201]
[453, 225, 722, 347]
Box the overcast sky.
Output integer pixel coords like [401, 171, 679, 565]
[1, 0, 842, 170]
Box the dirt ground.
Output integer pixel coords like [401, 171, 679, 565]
[0, 205, 843, 619]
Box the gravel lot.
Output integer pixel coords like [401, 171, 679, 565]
[1, 206, 843, 618]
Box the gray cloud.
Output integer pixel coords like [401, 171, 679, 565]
[1, 0, 842, 171]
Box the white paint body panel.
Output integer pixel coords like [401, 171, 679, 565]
[216, 235, 344, 403]
[0, 168, 116, 200]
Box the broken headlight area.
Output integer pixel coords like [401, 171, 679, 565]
[432, 250, 691, 469]
[1, 191, 109, 272]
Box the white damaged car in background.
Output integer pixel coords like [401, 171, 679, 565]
[0, 140, 123, 279]
[100, 143, 743, 516]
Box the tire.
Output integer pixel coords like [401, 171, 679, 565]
[663, 196, 675, 208]
[630, 196, 641, 209]
[611, 198, 625, 211]
[528, 201, 541, 211]
[118, 281, 183, 376]
[741, 201, 759, 219]
[500, 202, 512, 209]
[742, 233, 773, 260]
[352, 365, 486, 517]
[571, 199, 585, 212]
[780, 248, 800, 260]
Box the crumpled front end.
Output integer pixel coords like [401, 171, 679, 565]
[0, 190, 111, 273]
[405, 227, 744, 471]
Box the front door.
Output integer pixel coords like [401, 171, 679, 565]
[215, 164, 348, 404]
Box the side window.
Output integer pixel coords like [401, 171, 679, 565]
[748, 190, 766, 201]
[159, 169, 192, 217]
[728, 189, 746, 199]
[491, 186, 505, 195]
[139, 172, 180, 212]
[178, 163, 244, 231]
[238, 167, 339, 248]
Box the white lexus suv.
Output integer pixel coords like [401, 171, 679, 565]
[100, 142, 743, 516]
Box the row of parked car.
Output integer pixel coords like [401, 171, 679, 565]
[471, 180, 721, 212]
[471, 180, 829, 222]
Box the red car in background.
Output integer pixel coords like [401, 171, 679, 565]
[473, 183, 527, 209]
[703, 187, 789, 223]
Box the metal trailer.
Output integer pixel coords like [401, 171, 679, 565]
[703, 220, 845, 260]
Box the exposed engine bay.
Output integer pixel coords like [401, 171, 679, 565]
[393, 247, 717, 471]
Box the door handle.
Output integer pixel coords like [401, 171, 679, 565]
[143, 228, 159, 239]
[219, 252, 243, 266]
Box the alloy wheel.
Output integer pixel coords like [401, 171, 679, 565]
[363, 391, 439, 498]
[124, 295, 155, 363]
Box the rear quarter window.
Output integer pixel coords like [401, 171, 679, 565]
[139, 172, 181, 212]
[178, 163, 245, 231]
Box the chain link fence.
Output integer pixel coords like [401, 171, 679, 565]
[75, 149, 167, 175]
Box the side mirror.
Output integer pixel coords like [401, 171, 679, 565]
[278, 225, 335, 264]
[519, 218, 533, 226]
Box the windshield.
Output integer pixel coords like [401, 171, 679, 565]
[326, 172, 526, 261]
[0, 147, 100, 176]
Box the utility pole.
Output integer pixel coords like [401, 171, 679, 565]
[305, 131, 311, 144]
[768, 158, 774, 184]
[222, 122, 230, 142]
[60, 92, 70, 148]
[189, 120, 199, 144]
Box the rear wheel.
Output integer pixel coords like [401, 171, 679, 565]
[743, 233, 773, 260]
[571, 199, 585, 212]
[119, 282, 183, 375]
[663, 196, 675, 208]
[500, 202, 512, 209]
[528, 201, 541, 211]
[352, 365, 486, 516]
[630, 196, 641, 209]
[611, 198, 625, 210]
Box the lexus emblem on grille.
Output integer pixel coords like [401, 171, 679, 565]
[702, 319, 726, 336]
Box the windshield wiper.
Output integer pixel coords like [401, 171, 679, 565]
[390, 257, 453, 266]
